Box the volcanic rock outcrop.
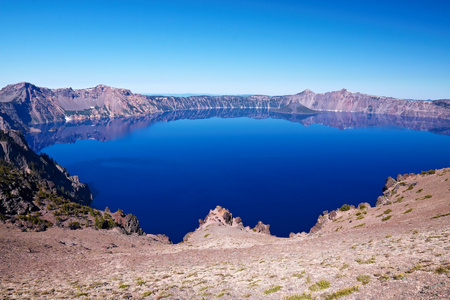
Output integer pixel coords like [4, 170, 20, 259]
[183, 206, 271, 243]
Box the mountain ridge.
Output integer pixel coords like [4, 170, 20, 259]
[0, 82, 449, 132]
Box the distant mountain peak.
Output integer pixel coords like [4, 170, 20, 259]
[299, 89, 315, 95]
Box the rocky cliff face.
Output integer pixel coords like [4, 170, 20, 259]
[1, 82, 448, 132]
[286, 89, 450, 119]
[0, 129, 92, 205]
[0, 129, 91, 230]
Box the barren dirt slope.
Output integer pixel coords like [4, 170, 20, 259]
[0, 168, 449, 299]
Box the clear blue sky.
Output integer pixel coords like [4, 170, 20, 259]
[1, 0, 449, 99]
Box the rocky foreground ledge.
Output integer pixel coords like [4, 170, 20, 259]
[0, 166, 449, 299]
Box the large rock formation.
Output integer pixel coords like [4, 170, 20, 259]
[0, 82, 448, 132]
[183, 206, 271, 242]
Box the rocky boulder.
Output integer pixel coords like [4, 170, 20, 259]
[383, 176, 397, 191]
[123, 214, 143, 235]
[252, 221, 271, 235]
[111, 210, 144, 235]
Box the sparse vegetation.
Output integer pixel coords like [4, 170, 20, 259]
[68, 221, 81, 230]
[292, 272, 305, 278]
[94, 214, 116, 230]
[75, 292, 88, 297]
[324, 286, 359, 299]
[403, 208, 413, 214]
[264, 285, 282, 294]
[356, 257, 375, 264]
[404, 185, 414, 191]
[339, 204, 351, 211]
[308, 280, 330, 291]
[285, 293, 313, 300]
[435, 265, 449, 274]
[382, 215, 392, 221]
[416, 194, 432, 200]
[431, 212, 450, 219]
[142, 291, 153, 297]
[421, 170, 435, 175]
[356, 274, 370, 285]
[136, 277, 145, 286]
[353, 223, 365, 228]
[394, 196, 404, 203]
[17, 214, 53, 228]
[393, 273, 404, 280]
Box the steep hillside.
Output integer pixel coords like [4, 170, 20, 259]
[0, 129, 91, 206]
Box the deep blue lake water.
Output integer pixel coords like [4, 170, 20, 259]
[35, 111, 450, 242]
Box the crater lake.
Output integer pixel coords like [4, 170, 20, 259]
[29, 110, 450, 242]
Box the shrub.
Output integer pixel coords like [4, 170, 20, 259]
[339, 204, 351, 211]
[17, 214, 52, 227]
[68, 221, 81, 230]
[416, 194, 432, 200]
[94, 214, 116, 229]
[382, 215, 392, 221]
